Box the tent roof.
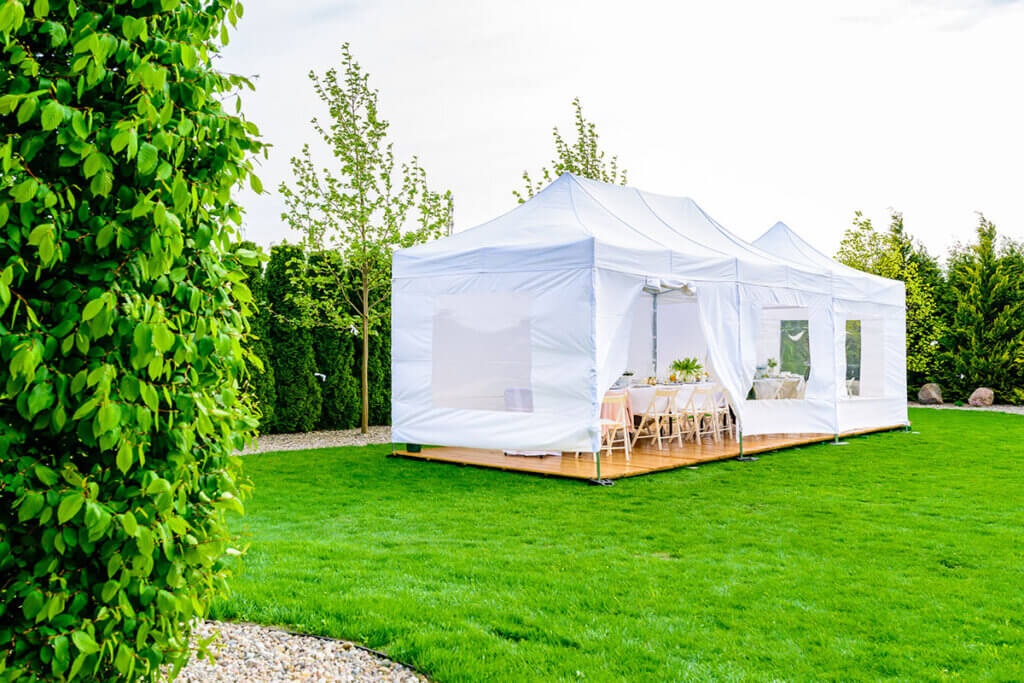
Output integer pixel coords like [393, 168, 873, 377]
[753, 221, 904, 305]
[394, 174, 898, 304]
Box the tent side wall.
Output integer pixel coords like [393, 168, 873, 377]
[391, 263, 602, 453]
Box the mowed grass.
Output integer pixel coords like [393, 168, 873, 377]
[213, 408, 1024, 681]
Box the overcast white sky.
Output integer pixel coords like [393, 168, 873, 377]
[221, 0, 1024, 259]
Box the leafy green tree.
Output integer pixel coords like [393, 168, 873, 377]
[264, 244, 321, 432]
[939, 216, 1024, 403]
[279, 43, 452, 433]
[236, 240, 275, 430]
[514, 97, 628, 202]
[0, 0, 261, 679]
[835, 211, 942, 388]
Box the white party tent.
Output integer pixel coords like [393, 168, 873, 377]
[391, 174, 907, 456]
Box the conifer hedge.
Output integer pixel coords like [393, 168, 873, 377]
[0, 0, 261, 680]
[263, 244, 320, 433]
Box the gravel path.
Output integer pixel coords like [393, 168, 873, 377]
[909, 402, 1024, 416]
[243, 426, 392, 454]
[177, 621, 427, 683]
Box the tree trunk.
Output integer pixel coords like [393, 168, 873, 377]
[361, 278, 369, 434]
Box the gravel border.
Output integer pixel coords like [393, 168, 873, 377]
[177, 621, 427, 682]
[242, 426, 392, 454]
[239, 404, 1023, 455]
[909, 401, 1024, 416]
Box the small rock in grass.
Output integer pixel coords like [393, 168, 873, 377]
[918, 383, 943, 405]
[968, 387, 994, 406]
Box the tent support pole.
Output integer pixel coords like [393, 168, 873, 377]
[588, 452, 613, 486]
[736, 430, 758, 462]
[651, 292, 658, 377]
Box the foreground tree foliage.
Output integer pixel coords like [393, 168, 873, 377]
[514, 97, 628, 203]
[0, 0, 262, 680]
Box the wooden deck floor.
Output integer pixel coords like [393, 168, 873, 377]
[394, 426, 904, 481]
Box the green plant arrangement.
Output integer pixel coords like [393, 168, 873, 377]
[670, 357, 703, 382]
[766, 357, 779, 373]
[0, 0, 261, 680]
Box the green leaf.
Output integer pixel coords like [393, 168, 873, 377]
[96, 222, 115, 248]
[156, 589, 177, 615]
[16, 96, 38, 124]
[71, 630, 99, 655]
[90, 170, 113, 197]
[97, 402, 119, 432]
[120, 511, 138, 537]
[18, 491, 45, 522]
[137, 142, 158, 174]
[12, 178, 38, 203]
[57, 494, 84, 524]
[35, 464, 58, 486]
[22, 590, 44, 619]
[153, 324, 174, 352]
[180, 43, 196, 69]
[41, 100, 63, 130]
[83, 152, 103, 178]
[101, 580, 119, 603]
[249, 173, 263, 193]
[116, 441, 133, 473]
[52, 634, 70, 676]
[33, 0, 50, 19]
[81, 297, 104, 321]
[26, 382, 53, 418]
[69, 653, 87, 681]
[111, 129, 130, 153]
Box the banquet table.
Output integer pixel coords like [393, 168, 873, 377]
[621, 383, 708, 417]
[752, 375, 804, 400]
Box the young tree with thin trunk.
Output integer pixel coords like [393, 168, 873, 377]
[280, 43, 452, 433]
[514, 97, 628, 202]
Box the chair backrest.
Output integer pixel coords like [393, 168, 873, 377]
[649, 387, 679, 414]
[602, 393, 630, 427]
[689, 386, 718, 412]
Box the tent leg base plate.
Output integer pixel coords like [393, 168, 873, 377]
[587, 478, 615, 487]
[830, 441, 850, 446]
[735, 456, 759, 462]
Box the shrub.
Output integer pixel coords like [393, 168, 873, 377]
[313, 326, 360, 430]
[0, 0, 260, 679]
[264, 244, 320, 432]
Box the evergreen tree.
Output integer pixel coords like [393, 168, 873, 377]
[265, 245, 321, 432]
[236, 240, 276, 430]
[939, 216, 1024, 403]
[365, 313, 392, 426]
[309, 251, 360, 430]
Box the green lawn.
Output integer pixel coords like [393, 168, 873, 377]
[213, 408, 1024, 681]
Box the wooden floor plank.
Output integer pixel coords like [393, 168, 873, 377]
[394, 425, 904, 481]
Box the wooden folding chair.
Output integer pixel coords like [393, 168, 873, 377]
[577, 391, 632, 460]
[631, 387, 683, 450]
[682, 386, 723, 445]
